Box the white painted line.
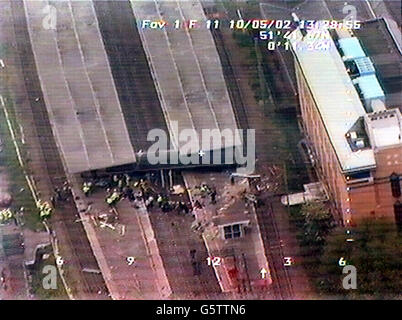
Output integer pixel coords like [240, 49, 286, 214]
[365, 0, 377, 19]
[0, 59, 4, 68]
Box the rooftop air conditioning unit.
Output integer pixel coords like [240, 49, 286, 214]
[355, 139, 365, 149]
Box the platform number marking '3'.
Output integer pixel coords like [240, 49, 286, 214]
[284, 257, 292, 266]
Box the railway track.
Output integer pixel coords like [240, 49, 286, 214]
[9, 0, 109, 299]
[210, 27, 250, 131]
[206, 6, 294, 299]
[254, 199, 294, 299]
[93, 0, 170, 152]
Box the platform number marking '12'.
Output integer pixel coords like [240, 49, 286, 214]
[206, 257, 221, 267]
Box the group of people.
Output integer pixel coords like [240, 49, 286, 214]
[155, 194, 191, 214]
[192, 183, 217, 204]
[80, 173, 201, 217]
[36, 200, 53, 220]
[79, 173, 224, 220]
[81, 174, 156, 208]
[50, 182, 72, 208]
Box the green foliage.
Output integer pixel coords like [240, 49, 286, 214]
[299, 201, 335, 247]
[317, 219, 402, 299]
[0, 98, 42, 231]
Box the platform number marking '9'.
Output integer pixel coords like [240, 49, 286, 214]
[206, 257, 221, 267]
[127, 256, 136, 266]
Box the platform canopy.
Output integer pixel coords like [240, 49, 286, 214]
[24, 0, 138, 173]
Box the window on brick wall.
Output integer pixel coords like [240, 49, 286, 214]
[223, 224, 242, 239]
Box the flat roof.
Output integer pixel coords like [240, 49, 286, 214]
[366, 109, 402, 148]
[354, 74, 385, 100]
[355, 19, 402, 111]
[290, 27, 376, 172]
[338, 37, 366, 60]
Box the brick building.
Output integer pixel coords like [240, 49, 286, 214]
[289, 19, 402, 226]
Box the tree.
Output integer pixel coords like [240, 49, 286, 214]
[299, 201, 335, 247]
[317, 218, 402, 299]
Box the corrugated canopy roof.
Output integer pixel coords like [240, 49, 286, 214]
[24, 0, 137, 173]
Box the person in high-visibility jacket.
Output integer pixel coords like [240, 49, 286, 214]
[0, 208, 13, 224]
[106, 191, 121, 206]
[37, 200, 52, 220]
[82, 181, 93, 197]
[157, 195, 164, 208]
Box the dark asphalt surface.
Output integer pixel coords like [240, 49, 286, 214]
[93, 0, 170, 152]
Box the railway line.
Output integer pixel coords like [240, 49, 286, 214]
[93, 0, 170, 152]
[253, 198, 294, 299]
[210, 27, 250, 131]
[9, 0, 109, 299]
[91, 1, 227, 299]
[205, 5, 295, 299]
[6, 0, 299, 300]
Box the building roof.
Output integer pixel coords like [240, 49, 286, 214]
[23, 0, 241, 173]
[355, 19, 402, 111]
[338, 37, 366, 60]
[290, 27, 376, 173]
[354, 74, 385, 100]
[365, 109, 402, 148]
[354, 57, 375, 76]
